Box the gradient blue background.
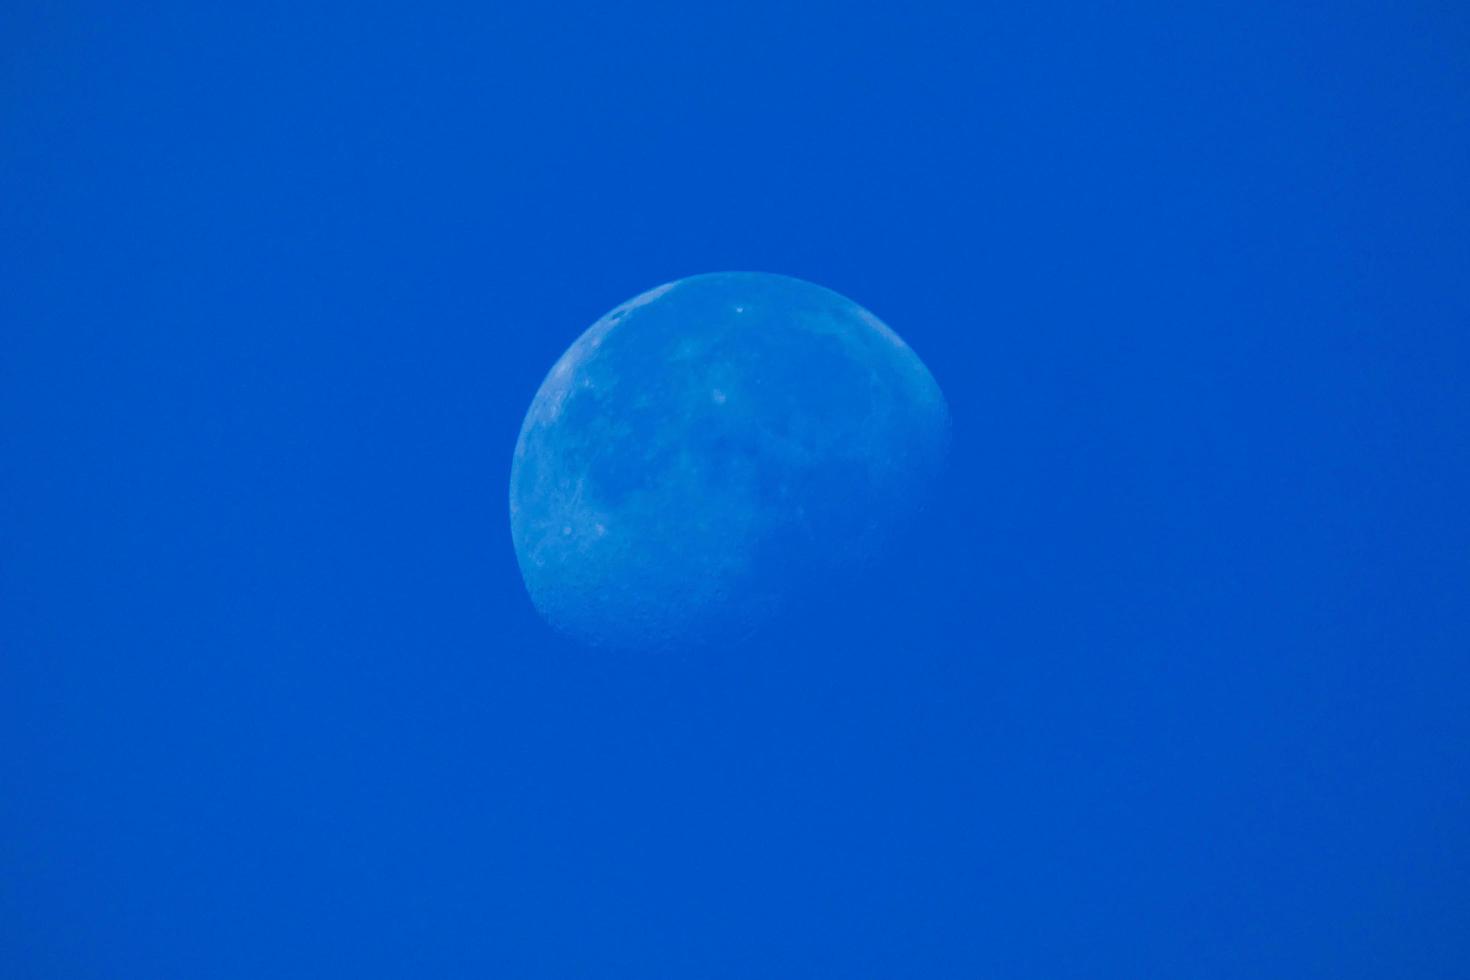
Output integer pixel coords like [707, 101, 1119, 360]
[4, 3, 1468, 976]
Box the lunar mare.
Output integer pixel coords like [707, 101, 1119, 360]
[509, 272, 949, 650]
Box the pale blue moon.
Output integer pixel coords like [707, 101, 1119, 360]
[509, 272, 949, 650]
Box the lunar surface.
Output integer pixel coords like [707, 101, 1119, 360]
[509, 272, 949, 650]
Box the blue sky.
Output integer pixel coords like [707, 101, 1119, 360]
[3, 3, 1468, 976]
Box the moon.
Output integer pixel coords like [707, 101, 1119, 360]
[509, 272, 949, 650]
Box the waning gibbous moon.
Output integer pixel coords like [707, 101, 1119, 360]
[509, 271, 949, 651]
